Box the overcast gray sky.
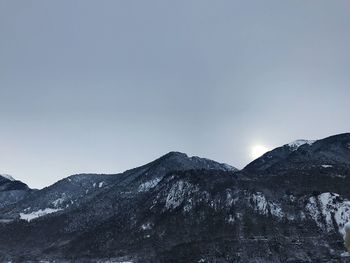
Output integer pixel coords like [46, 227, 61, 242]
[1, 0, 350, 188]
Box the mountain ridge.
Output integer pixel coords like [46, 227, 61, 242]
[244, 133, 350, 172]
[0, 134, 350, 262]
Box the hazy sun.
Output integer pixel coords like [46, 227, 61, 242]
[251, 145, 268, 159]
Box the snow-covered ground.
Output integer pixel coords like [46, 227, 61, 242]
[20, 208, 63, 222]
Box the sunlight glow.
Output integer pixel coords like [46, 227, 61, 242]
[251, 145, 269, 159]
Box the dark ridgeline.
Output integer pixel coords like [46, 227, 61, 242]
[1, 134, 350, 262]
[0, 175, 32, 210]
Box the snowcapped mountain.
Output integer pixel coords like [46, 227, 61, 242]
[4, 173, 116, 222]
[286, 139, 316, 150]
[1, 135, 350, 262]
[244, 133, 350, 172]
[0, 152, 237, 223]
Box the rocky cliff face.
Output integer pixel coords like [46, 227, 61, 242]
[1, 135, 350, 262]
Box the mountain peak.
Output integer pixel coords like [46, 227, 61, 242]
[157, 151, 237, 172]
[245, 133, 350, 172]
[118, 151, 237, 190]
[161, 151, 189, 159]
[286, 139, 316, 150]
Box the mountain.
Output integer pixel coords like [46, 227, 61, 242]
[1, 136, 350, 262]
[0, 152, 236, 221]
[0, 174, 32, 212]
[0, 173, 116, 221]
[244, 133, 350, 172]
[0, 153, 237, 262]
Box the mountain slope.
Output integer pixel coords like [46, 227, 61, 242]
[244, 133, 350, 172]
[0, 152, 237, 222]
[1, 138, 350, 262]
[0, 175, 32, 211]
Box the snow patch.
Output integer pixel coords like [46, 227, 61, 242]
[251, 192, 268, 215]
[332, 174, 346, 179]
[52, 196, 66, 207]
[183, 197, 194, 212]
[227, 214, 235, 223]
[289, 195, 296, 202]
[236, 212, 243, 219]
[287, 139, 315, 150]
[138, 178, 161, 192]
[141, 222, 152, 230]
[250, 192, 284, 219]
[165, 180, 197, 210]
[306, 192, 350, 235]
[20, 208, 63, 222]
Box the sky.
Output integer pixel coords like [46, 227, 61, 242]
[1, 0, 350, 188]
